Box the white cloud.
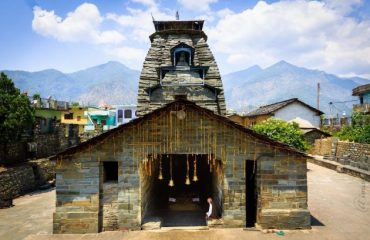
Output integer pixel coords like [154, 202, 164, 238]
[208, 0, 370, 77]
[105, 46, 147, 68]
[32, 3, 125, 44]
[178, 0, 218, 12]
[322, 0, 363, 15]
[30, 0, 370, 78]
[107, 6, 174, 43]
[131, 0, 157, 8]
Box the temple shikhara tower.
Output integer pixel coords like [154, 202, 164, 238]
[53, 18, 310, 234]
[137, 20, 226, 116]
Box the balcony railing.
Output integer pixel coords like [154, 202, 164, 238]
[353, 103, 370, 113]
[29, 97, 69, 110]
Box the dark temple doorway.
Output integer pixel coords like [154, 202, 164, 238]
[142, 154, 223, 227]
[245, 160, 257, 227]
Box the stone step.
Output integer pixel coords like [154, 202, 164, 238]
[161, 226, 209, 231]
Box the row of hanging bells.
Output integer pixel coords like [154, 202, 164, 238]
[158, 155, 199, 187]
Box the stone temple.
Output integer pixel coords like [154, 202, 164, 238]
[53, 19, 311, 233]
[137, 20, 226, 116]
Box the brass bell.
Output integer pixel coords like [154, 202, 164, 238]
[192, 175, 198, 182]
[185, 176, 191, 185]
[168, 179, 175, 187]
[158, 171, 163, 180]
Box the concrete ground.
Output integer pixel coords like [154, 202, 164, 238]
[0, 188, 55, 240]
[0, 162, 369, 240]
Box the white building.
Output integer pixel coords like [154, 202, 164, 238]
[112, 105, 138, 126]
[245, 98, 324, 128]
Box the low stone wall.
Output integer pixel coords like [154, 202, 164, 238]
[30, 158, 56, 185]
[0, 158, 55, 207]
[310, 138, 333, 157]
[0, 165, 36, 203]
[0, 120, 79, 166]
[32, 121, 71, 159]
[312, 138, 370, 171]
[0, 142, 27, 166]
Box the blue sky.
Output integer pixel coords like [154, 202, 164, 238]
[0, 0, 370, 77]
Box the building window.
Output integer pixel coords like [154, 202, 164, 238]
[117, 109, 123, 123]
[77, 116, 81, 121]
[124, 109, 132, 119]
[64, 113, 73, 120]
[103, 161, 118, 183]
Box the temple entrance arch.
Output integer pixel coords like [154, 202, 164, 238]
[140, 153, 223, 228]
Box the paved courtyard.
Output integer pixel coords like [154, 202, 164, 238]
[1, 162, 369, 240]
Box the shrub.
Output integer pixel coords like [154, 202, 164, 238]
[252, 118, 309, 151]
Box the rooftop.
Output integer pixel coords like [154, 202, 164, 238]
[150, 20, 207, 42]
[153, 20, 204, 32]
[56, 99, 308, 158]
[245, 98, 324, 117]
[352, 83, 370, 96]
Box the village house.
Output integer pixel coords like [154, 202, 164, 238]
[84, 105, 137, 133]
[53, 19, 311, 234]
[61, 106, 96, 135]
[112, 105, 138, 125]
[84, 108, 116, 132]
[353, 83, 370, 114]
[230, 98, 323, 128]
[229, 98, 328, 144]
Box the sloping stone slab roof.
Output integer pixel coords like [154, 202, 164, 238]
[56, 99, 309, 158]
[245, 98, 324, 117]
[301, 128, 331, 136]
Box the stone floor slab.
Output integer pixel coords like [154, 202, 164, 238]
[1, 163, 370, 240]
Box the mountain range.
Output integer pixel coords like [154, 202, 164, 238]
[223, 61, 369, 115]
[3, 61, 139, 106]
[3, 60, 369, 115]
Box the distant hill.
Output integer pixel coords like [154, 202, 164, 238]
[3, 60, 369, 115]
[3, 61, 140, 106]
[223, 61, 370, 116]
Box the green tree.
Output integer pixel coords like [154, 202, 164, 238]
[252, 118, 309, 151]
[0, 72, 34, 160]
[334, 124, 370, 144]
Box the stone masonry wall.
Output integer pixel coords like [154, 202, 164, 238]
[257, 154, 309, 229]
[140, 162, 157, 221]
[0, 120, 77, 166]
[0, 165, 35, 202]
[33, 121, 71, 159]
[311, 138, 333, 157]
[212, 160, 223, 219]
[0, 158, 55, 206]
[0, 142, 27, 166]
[137, 33, 227, 116]
[102, 182, 119, 231]
[55, 102, 310, 233]
[312, 138, 370, 171]
[53, 153, 100, 234]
